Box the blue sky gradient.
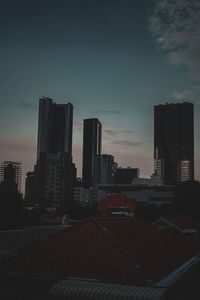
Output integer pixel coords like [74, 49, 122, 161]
[0, 0, 199, 190]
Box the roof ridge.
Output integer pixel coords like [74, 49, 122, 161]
[93, 218, 141, 270]
[8, 217, 94, 254]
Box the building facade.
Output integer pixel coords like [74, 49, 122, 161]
[98, 184, 174, 206]
[154, 102, 194, 185]
[34, 152, 76, 207]
[37, 97, 73, 159]
[132, 173, 164, 186]
[73, 187, 107, 206]
[93, 154, 114, 185]
[0, 161, 22, 192]
[32, 97, 75, 207]
[82, 118, 102, 187]
[114, 167, 139, 184]
[25, 171, 35, 202]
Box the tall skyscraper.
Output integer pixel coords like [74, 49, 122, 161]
[0, 161, 22, 192]
[82, 118, 102, 187]
[37, 97, 73, 159]
[33, 97, 75, 207]
[154, 102, 194, 185]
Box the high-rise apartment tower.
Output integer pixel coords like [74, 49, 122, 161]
[37, 97, 73, 159]
[154, 102, 194, 185]
[33, 97, 75, 206]
[0, 161, 22, 192]
[82, 118, 102, 187]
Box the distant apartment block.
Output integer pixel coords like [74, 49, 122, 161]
[132, 173, 164, 186]
[34, 152, 76, 207]
[82, 118, 102, 187]
[98, 184, 174, 206]
[114, 167, 139, 184]
[93, 154, 114, 185]
[154, 102, 194, 185]
[25, 171, 35, 202]
[73, 187, 107, 206]
[0, 161, 22, 192]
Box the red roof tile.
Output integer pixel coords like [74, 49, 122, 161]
[164, 215, 197, 229]
[98, 195, 136, 213]
[0, 217, 199, 286]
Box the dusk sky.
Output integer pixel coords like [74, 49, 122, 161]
[0, 0, 200, 191]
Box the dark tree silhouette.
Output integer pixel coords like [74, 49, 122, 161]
[174, 180, 200, 221]
[0, 185, 24, 229]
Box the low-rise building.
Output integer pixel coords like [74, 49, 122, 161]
[132, 173, 164, 186]
[98, 184, 174, 206]
[114, 167, 139, 184]
[98, 194, 135, 216]
[73, 187, 107, 206]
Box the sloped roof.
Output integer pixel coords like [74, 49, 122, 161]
[164, 215, 197, 229]
[98, 195, 135, 213]
[0, 217, 199, 286]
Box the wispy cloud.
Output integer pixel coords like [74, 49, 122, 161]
[103, 129, 134, 138]
[74, 121, 83, 126]
[173, 90, 195, 100]
[111, 140, 145, 146]
[120, 130, 134, 133]
[103, 130, 117, 137]
[102, 136, 112, 140]
[19, 102, 36, 110]
[149, 0, 200, 81]
[96, 110, 121, 114]
[102, 120, 117, 124]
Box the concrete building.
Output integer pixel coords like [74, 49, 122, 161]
[114, 167, 139, 184]
[37, 97, 73, 159]
[73, 187, 107, 206]
[82, 119, 102, 187]
[98, 184, 174, 206]
[82, 118, 102, 187]
[34, 152, 76, 208]
[132, 173, 164, 186]
[32, 97, 76, 208]
[93, 154, 114, 185]
[154, 102, 194, 185]
[25, 171, 35, 202]
[0, 161, 22, 192]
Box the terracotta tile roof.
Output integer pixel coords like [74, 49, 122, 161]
[0, 217, 199, 286]
[98, 195, 136, 213]
[164, 215, 197, 229]
[97, 218, 200, 282]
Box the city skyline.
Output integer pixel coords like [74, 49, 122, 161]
[1, 97, 199, 192]
[1, 0, 200, 190]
